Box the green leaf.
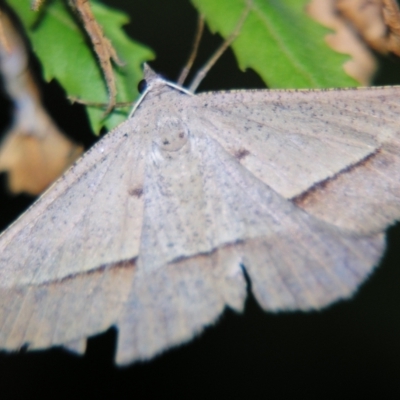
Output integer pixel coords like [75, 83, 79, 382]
[5, 0, 358, 134]
[191, 0, 358, 88]
[5, 0, 154, 133]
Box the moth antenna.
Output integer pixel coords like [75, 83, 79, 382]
[177, 14, 205, 86]
[188, 0, 253, 93]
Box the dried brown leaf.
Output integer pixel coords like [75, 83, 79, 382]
[0, 9, 83, 195]
[307, 0, 377, 85]
[337, 0, 400, 56]
[0, 124, 83, 195]
[381, 0, 400, 55]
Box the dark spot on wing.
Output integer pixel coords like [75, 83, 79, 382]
[129, 187, 143, 198]
[234, 148, 250, 161]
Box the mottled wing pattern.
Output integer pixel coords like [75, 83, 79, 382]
[0, 67, 398, 365]
[195, 87, 400, 234]
[114, 123, 384, 364]
[0, 117, 147, 353]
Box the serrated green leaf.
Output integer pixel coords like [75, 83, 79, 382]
[5, 0, 358, 135]
[5, 0, 154, 133]
[191, 0, 358, 88]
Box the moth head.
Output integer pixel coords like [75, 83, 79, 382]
[140, 63, 169, 92]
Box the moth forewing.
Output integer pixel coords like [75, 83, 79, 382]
[0, 67, 399, 365]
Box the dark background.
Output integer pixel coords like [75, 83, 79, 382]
[1, 0, 400, 398]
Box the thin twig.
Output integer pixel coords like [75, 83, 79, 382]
[189, 0, 253, 93]
[177, 14, 205, 86]
[0, 10, 11, 53]
[69, 0, 124, 115]
[68, 96, 132, 108]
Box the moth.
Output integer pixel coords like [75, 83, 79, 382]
[0, 63, 399, 365]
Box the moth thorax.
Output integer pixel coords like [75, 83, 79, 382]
[155, 116, 189, 152]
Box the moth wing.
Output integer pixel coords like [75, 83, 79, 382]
[195, 87, 400, 234]
[0, 117, 148, 351]
[112, 125, 384, 365]
[0, 79, 394, 365]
